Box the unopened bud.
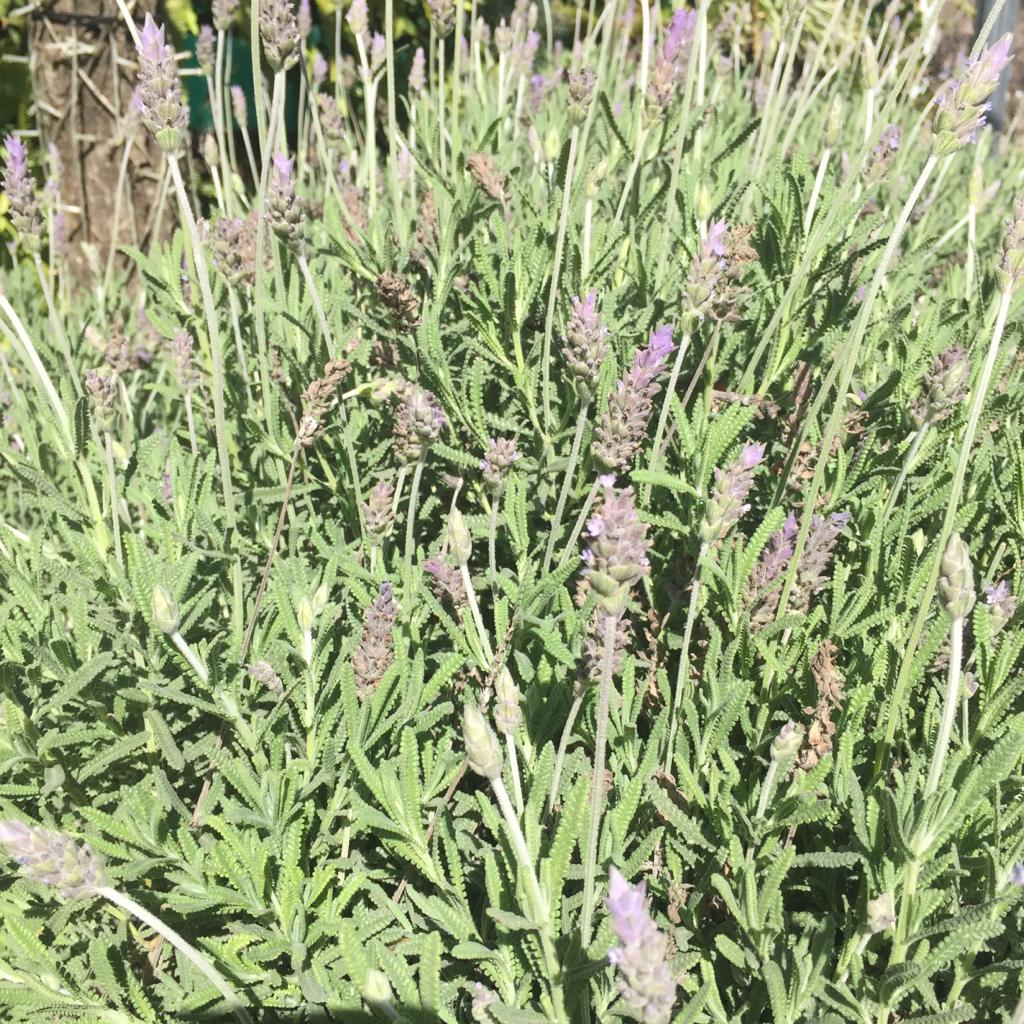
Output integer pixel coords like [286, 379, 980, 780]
[770, 720, 804, 764]
[493, 668, 522, 735]
[867, 892, 895, 933]
[151, 584, 180, 634]
[363, 969, 393, 1006]
[297, 595, 316, 633]
[825, 95, 842, 147]
[447, 508, 472, 565]
[463, 704, 503, 780]
[694, 182, 712, 222]
[938, 533, 975, 622]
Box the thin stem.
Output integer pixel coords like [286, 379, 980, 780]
[33, 256, 79, 394]
[506, 733, 524, 815]
[803, 146, 831, 235]
[104, 432, 123, 570]
[460, 562, 495, 665]
[102, 139, 135, 297]
[755, 760, 779, 819]
[99, 886, 251, 1024]
[878, 283, 1013, 769]
[925, 616, 964, 799]
[541, 124, 580, 435]
[555, 479, 599, 573]
[547, 692, 584, 816]
[491, 777, 567, 1024]
[883, 420, 929, 518]
[579, 611, 618, 947]
[384, 0, 402, 240]
[183, 393, 198, 454]
[168, 155, 236, 530]
[542, 398, 589, 577]
[488, 498, 500, 594]
[241, 445, 300, 665]
[438, 36, 447, 176]
[666, 549, 705, 770]
[404, 457, 427, 598]
[645, 328, 693, 501]
[775, 154, 938, 642]
[171, 630, 209, 684]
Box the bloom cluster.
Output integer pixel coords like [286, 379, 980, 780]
[135, 16, 189, 154]
[582, 477, 651, 616]
[700, 442, 766, 546]
[593, 326, 675, 472]
[606, 868, 677, 1024]
[562, 292, 610, 402]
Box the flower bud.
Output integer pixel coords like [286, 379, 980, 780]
[770, 720, 804, 764]
[151, 584, 180, 634]
[0, 821, 105, 898]
[447, 508, 472, 565]
[825, 95, 842, 147]
[997, 197, 1024, 293]
[296, 595, 316, 633]
[694, 182, 712, 223]
[463, 704, 503, 780]
[867, 892, 895, 933]
[567, 68, 597, 123]
[493, 668, 522, 735]
[362, 969, 393, 1006]
[938, 533, 975, 622]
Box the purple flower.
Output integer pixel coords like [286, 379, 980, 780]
[2, 135, 41, 250]
[700, 441, 765, 545]
[197, 24, 216, 76]
[592, 326, 675, 473]
[230, 84, 248, 126]
[409, 46, 426, 92]
[480, 437, 520, 494]
[370, 32, 386, 74]
[260, 0, 301, 71]
[645, 8, 696, 120]
[135, 15, 189, 153]
[985, 580, 1016, 632]
[346, 0, 368, 47]
[933, 33, 1013, 153]
[562, 291, 611, 400]
[312, 51, 328, 86]
[606, 867, 677, 1023]
[704, 218, 728, 258]
[582, 481, 651, 615]
[1010, 863, 1024, 885]
[266, 153, 303, 247]
[298, 0, 312, 39]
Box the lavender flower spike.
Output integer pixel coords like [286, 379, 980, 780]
[2, 135, 42, 251]
[135, 15, 189, 154]
[0, 820, 106, 898]
[606, 868, 677, 1024]
[700, 441, 766, 545]
[985, 580, 1016, 634]
[593, 326, 675, 472]
[685, 219, 730, 318]
[266, 153, 303, 248]
[409, 47, 427, 93]
[582, 480, 651, 615]
[481, 437, 520, 495]
[260, 0, 301, 72]
[562, 291, 610, 401]
[932, 33, 1012, 154]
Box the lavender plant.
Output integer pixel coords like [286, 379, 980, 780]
[1, 4, 1024, 1023]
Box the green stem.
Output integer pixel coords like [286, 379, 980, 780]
[666, 551, 704, 771]
[99, 886, 252, 1024]
[403, 457, 426, 598]
[541, 125, 580, 435]
[542, 398, 589, 577]
[491, 777, 567, 1024]
[774, 155, 938, 647]
[645, 327, 693, 500]
[877, 283, 1014, 771]
[924, 616, 964, 799]
[168, 155, 236, 531]
[171, 630, 209, 685]
[104, 432, 123, 570]
[579, 611, 618, 946]
[883, 420, 929, 519]
[547, 692, 584, 816]
[460, 562, 494, 665]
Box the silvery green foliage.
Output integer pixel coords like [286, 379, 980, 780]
[1, 9, 1024, 1024]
